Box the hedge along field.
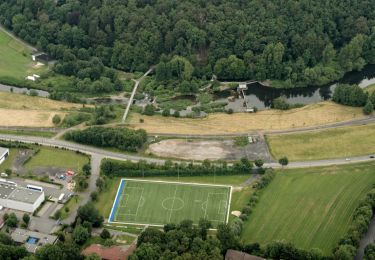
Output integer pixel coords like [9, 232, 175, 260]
[240, 161, 375, 254]
[266, 123, 375, 161]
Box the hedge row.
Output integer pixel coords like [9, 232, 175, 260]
[333, 186, 375, 258]
[100, 158, 253, 177]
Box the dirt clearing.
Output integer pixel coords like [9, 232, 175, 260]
[129, 102, 364, 135]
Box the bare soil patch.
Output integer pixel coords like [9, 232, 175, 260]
[148, 139, 241, 160]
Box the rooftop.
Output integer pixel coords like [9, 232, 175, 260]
[11, 228, 57, 253]
[0, 147, 8, 158]
[82, 244, 135, 260]
[0, 183, 43, 204]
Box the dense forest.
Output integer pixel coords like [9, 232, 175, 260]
[1, 0, 375, 89]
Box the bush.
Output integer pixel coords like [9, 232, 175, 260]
[333, 84, 368, 107]
[100, 229, 111, 239]
[29, 90, 39, 96]
[52, 114, 61, 125]
[162, 109, 170, 117]
[143, 104, 155, 116]
[90, 191, 98, 201]
[363, 100, 374, 115]
[279, 156, 289, 166]
[173, 110, 180, 117]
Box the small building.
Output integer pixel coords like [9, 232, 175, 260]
[225, 250, 265, 260]
[238, 83, 247, 90]
[0, 182, 45, 213]
[0, 147, 9, 165]
[82, 244, 136, 260]
[10, 228, 57, 253]
[25, 76, 36, 81]
[31, 53, 50, 63]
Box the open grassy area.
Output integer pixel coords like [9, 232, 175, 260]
[0, 92, 86, 127]
[241, 162, 375, 254]
[0, 129, 56, 138]
[60, 195, 81, 219]
[109, 179, 231, 227]
[365, 83, 375, 94]
[267, 123, 375, 161]
[0, 148, 18, 172]
[128, 102, 364, 134]
[0, 28, 46, 79]
[24, 147, 89, 172]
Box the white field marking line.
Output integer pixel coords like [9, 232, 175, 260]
[115, 194, 129, 218]
[226, 186, 232, 224]
[120, 187, 144, 215]
[168, 185, 179, 222]
[121, 178, 231, 188]
[205, 193, 227, 222]
[107, 220, 221, 230]
[108, 179, 127, 223]
[134, 188, 144, 219]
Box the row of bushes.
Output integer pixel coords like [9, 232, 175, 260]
[101, 158, 254, 177]
[0, 140, 32, 149]
[333, 186, 375, 259]
[238, 169, 276, 222]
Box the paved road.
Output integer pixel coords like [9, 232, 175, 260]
[122, 68, 153, 123]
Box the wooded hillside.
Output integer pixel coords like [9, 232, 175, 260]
[1, 0, 375, 88]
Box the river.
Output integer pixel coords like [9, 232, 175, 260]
[216, 64, 375, 110]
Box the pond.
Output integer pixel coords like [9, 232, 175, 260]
[216, 64, 375, 110]
[0, 84, 49, 97]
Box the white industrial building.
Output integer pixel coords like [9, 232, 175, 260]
[0, 147, 9, 165]
[0, 182, 45, 213]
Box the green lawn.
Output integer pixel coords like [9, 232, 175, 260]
[0, 148, 19, 172]
[0, 129, 55, 138]
[24, 147, 89, 172]
[241, 161, 375, 254]
[266, 123, 375, 161]
[365, 83, 375, 94]
[60, 195, 81, 219]
[0, 28, 46, 79]
[109, 179, 231, 227]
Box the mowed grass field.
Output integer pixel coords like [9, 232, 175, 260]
[0, 28, 46, 79]
[267, 123, 375, 161]
[0, 92, 85, 127]
[24, 147, 89, 172]
[109, 179, 231, 227]
[241, 162, 375, 253]
[128, 102, 364, 134]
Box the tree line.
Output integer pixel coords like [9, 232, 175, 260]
[101, 157, 254, 178]
[2, 0, 375, 89]
[64, 127, 147, 152]
[333, 84, 374, 114]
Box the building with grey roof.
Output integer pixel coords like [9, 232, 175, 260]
[0, 182, 44, 213]
[0, 147, 9, 165]
[11, 228, 57, 253]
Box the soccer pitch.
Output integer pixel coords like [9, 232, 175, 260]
[108, 179, 232, 227]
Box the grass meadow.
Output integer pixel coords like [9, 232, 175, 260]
[0, 28, 46, 79]
[241, 161, 375, 254]
[128, 102, 364, 134]
[266, 123, 375, 161]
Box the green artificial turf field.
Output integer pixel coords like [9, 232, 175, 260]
[109, 179, 232, 227]
[241, 162, 375, 254]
